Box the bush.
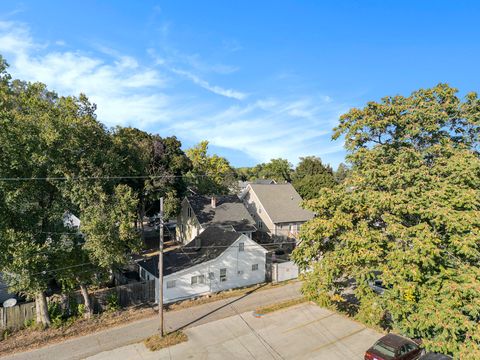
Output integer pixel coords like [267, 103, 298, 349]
[77, 303, 86, 317]
[106, 293, 120, 312]
[48, 302, 65, 329]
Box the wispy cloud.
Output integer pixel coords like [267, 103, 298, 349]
[0, 20, 170, 128]
[171, 67, 247, 100]
[0, 20, 347, 166]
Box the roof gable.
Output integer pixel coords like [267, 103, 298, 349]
[187, 194, 256, 232]
[247, 183, 314, 223]
[138, 227, 243, 277]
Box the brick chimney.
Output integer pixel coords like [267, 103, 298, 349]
[211, 196, 217, 209]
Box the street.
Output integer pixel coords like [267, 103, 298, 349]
[89, 302, 383, 359]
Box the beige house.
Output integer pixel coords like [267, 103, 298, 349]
[240, 183, 314, 242]
[176, 194, 257, 244]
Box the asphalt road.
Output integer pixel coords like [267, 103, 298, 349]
[3, 281, 302, 360]
[88, 302, 383, 359]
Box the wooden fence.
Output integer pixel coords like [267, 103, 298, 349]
[0, 280, 155, 331]
[0, 302, 36, 331]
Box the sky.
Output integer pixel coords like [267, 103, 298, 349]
[0, 1, 479, 168]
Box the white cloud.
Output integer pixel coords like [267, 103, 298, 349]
[168, 96, 347, 165]
[171, 67, 247, 100]
[0, 21, 169, 128]
[0, 20, 347, 166]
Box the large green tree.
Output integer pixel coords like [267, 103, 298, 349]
[185, 140, 235, 194]
[112, 127, 191, 222]
[292, 84, 480, 358]
[292, 156, 336, 200]
[0, 57, 141, 324]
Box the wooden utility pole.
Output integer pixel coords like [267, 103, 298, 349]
[158, 197, 164, 337]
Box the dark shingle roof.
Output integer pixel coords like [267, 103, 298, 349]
[187, 194, 256, 232]
[247, 183, 314, 223]
[137, 227, 243, 277]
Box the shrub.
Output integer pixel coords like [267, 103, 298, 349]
[106, 293, 120, 312]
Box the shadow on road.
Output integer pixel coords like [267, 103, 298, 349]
[173, 284, 268, 332]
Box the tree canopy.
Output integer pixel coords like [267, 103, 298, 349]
[291, 156, 336, 200]
[292, 84, 480, 358]
[185, 140, 235, 194]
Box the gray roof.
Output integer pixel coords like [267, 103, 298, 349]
[247, 183, 314, 223]
[188, 194, 257, 232]
[137, 227, 244, 277]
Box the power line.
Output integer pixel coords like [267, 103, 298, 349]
[0, 173, 242, 182]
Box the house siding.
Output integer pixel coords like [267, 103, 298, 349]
[141, 234, 267, 303]
[242, 188, 276, 235]
[176, 198, 203, 244]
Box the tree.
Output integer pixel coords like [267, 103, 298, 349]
[258, 158, 293, 183]
[0, 58, 142, 324]
[112, 128, 191, 223]
[333, 163, 350, 183]
[292, 156, 336, 200]
[292, 84, 480, 357]
[185, 141, 235, 194]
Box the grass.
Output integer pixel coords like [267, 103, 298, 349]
[144, 331, 188, 351]
[255, 297, 306, 315]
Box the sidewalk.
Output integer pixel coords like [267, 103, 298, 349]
[3, 281, 302, 360]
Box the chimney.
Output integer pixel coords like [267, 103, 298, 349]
[211, 196, 217, 209]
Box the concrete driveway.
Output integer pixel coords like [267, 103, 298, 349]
[89, 303, 383, 360]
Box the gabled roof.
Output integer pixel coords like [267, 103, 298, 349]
[138, 227, 250, 277]
[187, 194, 256, 232]
[245, 183, 314, 223]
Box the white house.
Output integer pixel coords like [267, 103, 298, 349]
[137, 227, 268, 303]
[176, 194, 257, 244]
[240, 183, 314, 243]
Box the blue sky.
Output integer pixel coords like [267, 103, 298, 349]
[1, 1, 479, 168]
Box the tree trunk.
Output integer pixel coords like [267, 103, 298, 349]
[79, 283, 93, 319]
[35, 291, 51, 328]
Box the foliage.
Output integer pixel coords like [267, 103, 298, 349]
[0, 58, 141, 326]
[292, 156, 336, 200]
[111, 128, 191, 220]
[106, 292, 120, 312]
[48, 302, 65, 329]
[292, 84, 480, 357]
[333, 163, 350, 183]
[185, 140, 235, 194]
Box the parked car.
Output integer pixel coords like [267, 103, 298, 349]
[418, 353, 452, 360]
[365, 334, 423, 360]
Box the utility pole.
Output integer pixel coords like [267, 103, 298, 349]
[158, 196, 164, 337]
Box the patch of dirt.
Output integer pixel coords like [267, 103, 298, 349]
[144, 331, 188, 351]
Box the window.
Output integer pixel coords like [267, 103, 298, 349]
[191, 275, 205, 285]
[187, 206, 192, 218]
[239, 242, 244, 252]
[237, 270, 244, 276]
[252, 264, 259, 271]
[220, 268, 227, 282]
[258, 221, 263, 229]
[208, 272, 215, 280]
[166, 280, 176, 288]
